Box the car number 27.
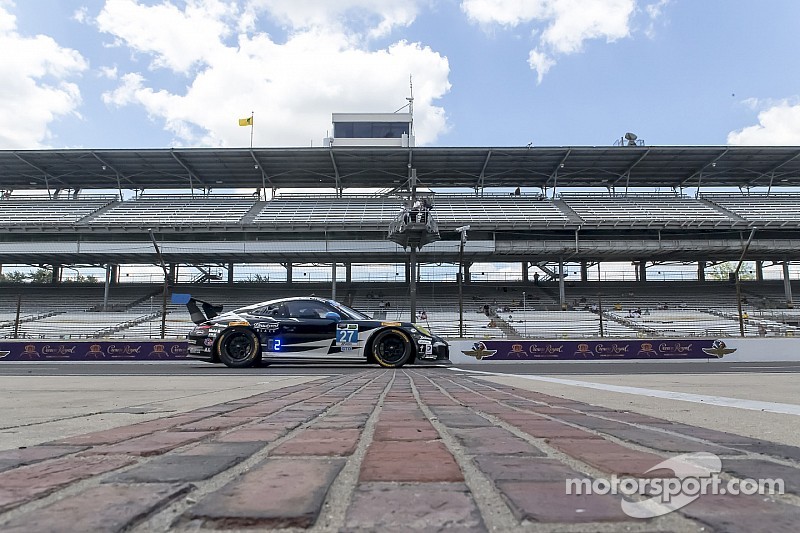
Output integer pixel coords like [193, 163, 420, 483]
[336, 323, 359, 347]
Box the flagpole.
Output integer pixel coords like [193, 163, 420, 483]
[250, 111, 254, 149]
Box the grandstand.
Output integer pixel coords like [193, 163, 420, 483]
[2, 145, 800, 341]
[5, 193, 800, 233]
[1, 279, 798, 340]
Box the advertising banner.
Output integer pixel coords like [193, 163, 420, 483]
[0, 340, 188, 361]
[452, 338, 736, 363]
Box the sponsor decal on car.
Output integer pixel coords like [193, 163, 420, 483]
[228, 320, 250, 327]
[418, 338, 433, 355]
[253, 322, 280, 333]
[336, 323, 359, 350]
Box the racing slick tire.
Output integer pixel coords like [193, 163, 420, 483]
[217, 328, 262, 368]
[371, 329, 414, 368]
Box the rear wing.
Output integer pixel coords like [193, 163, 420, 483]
[172, 293, 224, 325]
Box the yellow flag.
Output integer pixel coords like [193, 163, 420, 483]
[238, 117, 252, 126]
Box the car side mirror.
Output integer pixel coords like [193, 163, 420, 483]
[324, 312, 341, 322]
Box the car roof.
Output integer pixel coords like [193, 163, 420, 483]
[234, 296, 332, 311]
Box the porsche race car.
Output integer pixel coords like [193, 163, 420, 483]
[186, 296, 449, 368]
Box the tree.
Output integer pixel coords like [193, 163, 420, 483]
[707, 262, 755, 281]
[28, 268, 54, 283]
[0, 271, 27, 283]
[63, 274, 100, 284]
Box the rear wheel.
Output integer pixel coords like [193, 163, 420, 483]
[217, 328, 261, 368]
[372, 329, 413, 368]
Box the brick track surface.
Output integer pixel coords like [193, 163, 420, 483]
[1, 368, 799, 532]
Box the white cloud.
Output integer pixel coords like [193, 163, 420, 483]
[244, 0, 420, 39]
[72, 6, 90, 24]
[527, 49, 555, 80]
[0, 3, 88, 148]
[97, 0, 450, 147]
[99, 65, 118, 79]
[727, 100, 800, 145]
[461, 0, 640, 83]
[644, 0, 669, 38]
[460, 0, 549, 27]
[96, 0, 238, 74]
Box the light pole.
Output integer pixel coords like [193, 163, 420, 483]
[456, 225, 470, 338]
[598, 293, 604, 337]
[148, 229, 169, 339]
[522, 291, 526, 337]
[734, 228, 757, 337]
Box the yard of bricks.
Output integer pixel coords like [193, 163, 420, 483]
[1, 368, 799, 532]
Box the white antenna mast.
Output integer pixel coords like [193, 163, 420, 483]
[407, 75, 414, 137]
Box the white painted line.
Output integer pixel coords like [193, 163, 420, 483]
[448, 367, 800, 416]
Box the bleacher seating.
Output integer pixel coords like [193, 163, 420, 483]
[0, 197, 112, 226]
[253, 196, 571, 229]
[506, 310, 638, 338]
[2, 280, 798, 340]
[254, 198, 397, 229]
[703, 194, 800, 227]
[561, 280, 800, 337]
[1, 194, 799, 232]
[561, 195, 733, 227]
[431, 196, 570, 227]
[88, 196, 256, 226]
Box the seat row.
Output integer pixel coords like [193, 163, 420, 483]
[7, 195, 799, 227]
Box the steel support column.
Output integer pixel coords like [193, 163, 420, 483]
[558, 258, 566, 310]
[784, 262, 793, 309]
[331, 262, 337, 301]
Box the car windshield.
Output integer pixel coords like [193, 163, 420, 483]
[326, 300, 372, 320]
[231, 299, 373, 320]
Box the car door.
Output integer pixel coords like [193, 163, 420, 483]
[246, 302, 290, 355]
[262, 300, 350, 359]
[279, 300, 364, 359]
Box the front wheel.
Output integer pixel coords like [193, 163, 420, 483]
[372, 329, 413, 368]
[217, 328, 261, 368]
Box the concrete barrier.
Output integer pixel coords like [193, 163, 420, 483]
[0, 340, 187, 361]
[2, 337, 797, 363]
[449, 337, 800, 364]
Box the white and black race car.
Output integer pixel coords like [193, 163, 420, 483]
[186, 296, 449, 368]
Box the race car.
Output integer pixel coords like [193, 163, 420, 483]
[186, 296, 450, 368]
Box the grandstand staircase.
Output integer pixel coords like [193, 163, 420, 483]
[93, 311, 165, 338]
[551, 199, 585, 225]
[528, 284, 561, 308]
[0, 310, 63, 329]
[494, 316, 519, 338]
[74, 199, 120, 224]
[602, 311, 658, 336]
[534, 263, 563, 283]
[740, 287, 780, 309]
[238, 201, 267, 225]
[697, 198, 748, 223]
[87, 288, 163, 312]
[190, 266, 223, 283]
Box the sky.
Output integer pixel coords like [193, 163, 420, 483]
[1, 0, 800, 151]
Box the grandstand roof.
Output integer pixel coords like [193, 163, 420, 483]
[2, 145, 800, 192]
